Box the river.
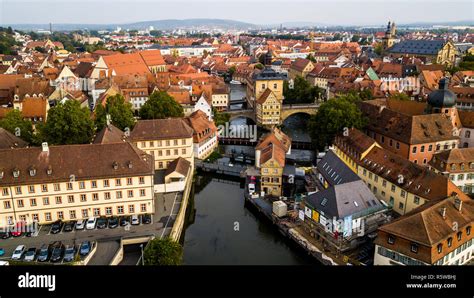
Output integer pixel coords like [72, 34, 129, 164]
[181, 174, 318, 265]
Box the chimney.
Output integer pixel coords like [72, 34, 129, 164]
[454, 197, 463, 212]
[440, 207, 447, 219]
[41, 142, 49, 152]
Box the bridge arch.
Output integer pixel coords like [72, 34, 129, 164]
[281, 107, 318, 122]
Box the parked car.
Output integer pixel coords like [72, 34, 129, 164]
[63, 245, 76, 263]
[50, 221, 63, 234]
[11, 221, 26, 237]
[248, 183, 256, 195]
[85, 218, 97, 230]
[0, 261, 9, 265]
[0, 231, 11, 239]
[141, 214, 152, 224]
[107, 217, 119, 229]
[50, 244, 65, 263]
[63, 221, 76, 232]
[79, 241, 91, 256]
[0, 248, 5, 256]
[75, 219, 85, 230]
[37, 245, 50, 262]
[131, 215, 140, 225]
[119, 216, 130, 227]
[96, 217, 107, 229]
[11, 245, 25, 260]
[23, 247, 37, 262]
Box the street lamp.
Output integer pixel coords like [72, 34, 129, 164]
[140, 243, 144, 266]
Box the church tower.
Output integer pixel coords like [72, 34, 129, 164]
[426, 77, 459, 128]
[382, 21, 396, 52]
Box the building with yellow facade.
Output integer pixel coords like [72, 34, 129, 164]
[130, 118, 194, 170]
[0, 142, 154, 226]
[247, 68, 285, 127]
[246, 67, 285, 109]
[388, 40, 457, 67]
[255, 129, 291, 197]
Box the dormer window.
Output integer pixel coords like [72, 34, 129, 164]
[13, 168, 20, 178]
[47, 166, 52, 175]
[387, 235, 395, 244]
[437, 243, 443, 253]
[29, 167, 36, 177]
[112, 161, 118, 170]
[410, 243, 418, 253]
[0, 170, 3, 179]
[451, 164, 456, 170]
[128, 161, 133, 169]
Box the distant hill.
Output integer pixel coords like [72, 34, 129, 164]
[5, 18, 473, 32]
[398, 20, 474, 28]
[124, 19, 257, 30]
[7, 19, 258, 31]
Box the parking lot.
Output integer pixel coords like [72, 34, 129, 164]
[0, 191, 183, 265]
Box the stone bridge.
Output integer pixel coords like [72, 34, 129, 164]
[226, 103, 319, 124]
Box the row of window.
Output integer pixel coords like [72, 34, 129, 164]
[261, 83, 279, 90]
[2, 189, 148, 209]
[1, 177, 146, 196]
[435, 239, 473, 265]
[140, 139, 187, 148]
[262, 168, 279, 175]
[9, 203, 148, 224]
[147, 148, 187, 158]
[377, 246, 426, 265]
[450, 173, 474, 182]
[387, 226, 472, 254]
[374, 132, 457, 153]
[261, 177, 280, 183]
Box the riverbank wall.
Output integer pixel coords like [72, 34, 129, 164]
[169, 169, 194, 242]
[244, 195, 341, 265]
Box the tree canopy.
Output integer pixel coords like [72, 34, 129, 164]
[308, 96, 367, 151]
[284, 76, 322, 104]
[40, 100, 95, 145]
[143, 237, 183, 265]
[389, 92, 411, 101]
[139, 91, 184, 120]
[95, 94, 135, 131]
[0, 28, 19, 55]
[306, 54, 316, 63]
[212, 107, 230, 127]
[0, 109, 33, 143]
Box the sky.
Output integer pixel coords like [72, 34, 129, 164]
[0, 0, 473, 26]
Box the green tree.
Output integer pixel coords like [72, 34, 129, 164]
[389, 92, 410, 101]
[34, 46, 46, 53]
[139, 91, 184, 120]
[374, 44, 383, 56]
[40, 100, 95, 145]
[306, 54, 316, 63]
[284, 76, 322, 104]
[254, 63, 264, 70]
[308, 97, 367, 151]
[0, 110, 33, 143]
[212, 107, 230, 127]
[95, 94, 135, 131]
[143, 237, 183, 265]
[228, 65, 237, 76]
[332, 33, 342, 41]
